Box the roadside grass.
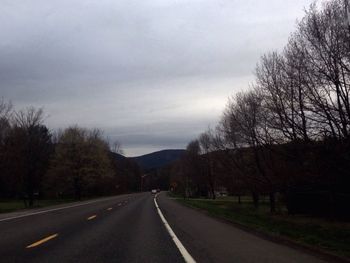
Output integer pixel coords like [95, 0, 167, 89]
[176, 197, 350, 259]
[0, 198, 76, 213]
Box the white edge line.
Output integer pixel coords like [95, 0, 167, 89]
[154, 194, 196, 263]
[0, 195, 130, 222]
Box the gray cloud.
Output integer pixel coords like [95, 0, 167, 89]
[0, 0, 314, 156]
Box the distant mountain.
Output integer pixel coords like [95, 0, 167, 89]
[110, 151, 127, 161]
[131, 149, 186, 171]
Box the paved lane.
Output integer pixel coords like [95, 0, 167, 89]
[0, 192, 336, 263]
[0, 193, 184, 263]
[157, 193, 330, 263]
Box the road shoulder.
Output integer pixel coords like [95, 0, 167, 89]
[157, 193, 332, 263]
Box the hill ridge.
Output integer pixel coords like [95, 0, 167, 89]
[130, 149, 185, 171]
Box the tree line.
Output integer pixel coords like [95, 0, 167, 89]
[0, 99, 141, 206]
[170, 0, 350, 218]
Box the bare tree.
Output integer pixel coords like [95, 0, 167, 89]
[5, 107, 52, 206]
[179, 0, 350, 217]
[198, 130, 217, 199]
[294, 1, 350, 139]
[0, 98, 13, 143]
[13, 107, 45, 129]
[110, 140, 124, 155]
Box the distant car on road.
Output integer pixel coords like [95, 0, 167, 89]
[151, 189, 157, 194]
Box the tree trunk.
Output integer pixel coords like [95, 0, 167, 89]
[28, 193, 34, 207]
[252, 191, 259, 209]
[74, 177, 81, 200]
[26, 173, 34, 207]
[269, 192, 276, 213]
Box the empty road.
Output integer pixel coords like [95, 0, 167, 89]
[0, 192, 330, 263]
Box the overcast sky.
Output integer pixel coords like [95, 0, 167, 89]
[0, 0, 314, 156]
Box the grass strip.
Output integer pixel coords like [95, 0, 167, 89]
[0, 198, 76, 213]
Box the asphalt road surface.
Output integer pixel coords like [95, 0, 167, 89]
[0, 192, 330, 263]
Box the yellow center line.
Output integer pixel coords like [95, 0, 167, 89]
[26, 233, 58, 248]
[87, 215, 97, 220]
[107, 207, 113, 211]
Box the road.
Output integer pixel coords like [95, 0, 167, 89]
[0, 192, 330, 263]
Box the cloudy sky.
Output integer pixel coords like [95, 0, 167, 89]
[0, 0, 314, 156]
